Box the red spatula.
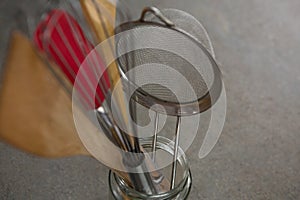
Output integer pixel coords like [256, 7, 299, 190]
[34, 9, 110, 109]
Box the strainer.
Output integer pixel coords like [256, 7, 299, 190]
[115, 7, 223, 190]
[115, 7, 222, 117]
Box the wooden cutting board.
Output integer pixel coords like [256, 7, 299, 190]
[0, 31, 131, 185]
[0, 0, 118, 158]
[0, 31, 89, 157]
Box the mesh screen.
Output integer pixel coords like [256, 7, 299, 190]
[116, 16, 215, 105]
[118, 48, 211, 103]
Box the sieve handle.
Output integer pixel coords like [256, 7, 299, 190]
[140, 7, 175, 27]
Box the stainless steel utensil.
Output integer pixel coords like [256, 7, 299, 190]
[33, 4, 158, 194]
[115, 6, 223, 190]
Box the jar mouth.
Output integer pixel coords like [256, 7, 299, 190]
[109, 136, 192, 199]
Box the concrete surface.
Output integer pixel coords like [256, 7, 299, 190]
[0, 0, 299, 199]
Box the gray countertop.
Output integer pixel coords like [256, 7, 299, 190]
[0, 0, 299, 199]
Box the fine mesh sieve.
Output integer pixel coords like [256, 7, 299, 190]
[115, 7, 222, 117]
[115, 7, 223, 191]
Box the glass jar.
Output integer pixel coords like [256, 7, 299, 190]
[108, 136, 192, 200]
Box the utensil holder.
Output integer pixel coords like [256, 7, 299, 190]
[109, 136, 192, 200]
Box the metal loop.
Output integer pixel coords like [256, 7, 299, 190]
[140, 7, 175, 27]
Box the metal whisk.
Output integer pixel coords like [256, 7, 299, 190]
[32, 2, 160, 194]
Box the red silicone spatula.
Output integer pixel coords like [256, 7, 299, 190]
[34, 9, 110, 109]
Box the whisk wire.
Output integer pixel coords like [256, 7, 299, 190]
[43, 10, 108, 109]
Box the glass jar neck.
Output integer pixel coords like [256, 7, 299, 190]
[109, 136, 192, 200]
